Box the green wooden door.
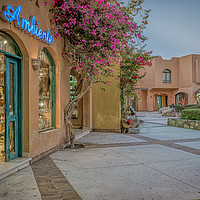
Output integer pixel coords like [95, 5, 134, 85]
[157, 96, 162, 109]
[5, 57, 18, 161]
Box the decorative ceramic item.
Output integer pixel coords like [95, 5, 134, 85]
[31, 59, 41, 71]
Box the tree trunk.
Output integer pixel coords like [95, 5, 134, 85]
[63, 80, 92, 148]
[65, 116, 75, 148]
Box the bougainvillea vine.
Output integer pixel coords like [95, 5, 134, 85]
[45, 0, 152, 147]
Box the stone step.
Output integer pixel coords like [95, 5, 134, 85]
[75, 129, 90, 141]
[0, 157, 31, 180]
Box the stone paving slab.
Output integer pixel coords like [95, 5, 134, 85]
[0, 166, 41, 200]
[50, 148, 138, 172]
[147, 158, 200, 190]
[53, 152, 200, 200]
[0, 157, 31, 180]
[140, 125, 200, 140]
[109, 144, 200, 164]
[76, 132, 146, 144]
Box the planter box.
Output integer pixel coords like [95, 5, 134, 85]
[129, 127, 140, 134]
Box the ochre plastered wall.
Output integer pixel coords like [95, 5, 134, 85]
[0, 0, 70, 158]
[92, 63, 121, 131]
[83, 91, 92, 129]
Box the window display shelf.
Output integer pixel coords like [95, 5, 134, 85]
[39, 110, 50, 113]
[39, 96, 50, 100]
[0, 130, 4, 136]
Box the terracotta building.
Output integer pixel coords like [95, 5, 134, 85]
[0, 0, 121, 165]
[135, 54, 200, 111]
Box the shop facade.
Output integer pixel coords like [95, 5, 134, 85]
[0, 0, 121, 163]
[136, 54, 200, 111]
[0, 0, 72, 162]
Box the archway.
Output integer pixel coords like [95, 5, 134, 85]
[195, 89, 200, 104]
[153, 93, 168, 110]
[175, 92, 188, 105]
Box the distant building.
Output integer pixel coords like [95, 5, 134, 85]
[135, 54, 200, 111]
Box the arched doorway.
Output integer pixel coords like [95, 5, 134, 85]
[195, 89, 200, 104]
[175, 92, 188, 105]
[0, 31, 23, 162]
[153, 93, 168, 110]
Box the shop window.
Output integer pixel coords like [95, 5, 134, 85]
[163, 69, 171, 83]
[39, 49, 55, 131]
[70, 75, 78, 119]
[0, 32, 21, 56]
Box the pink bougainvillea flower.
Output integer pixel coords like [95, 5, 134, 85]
[47, 0, 152, 111]
[133, 75, 138, 79]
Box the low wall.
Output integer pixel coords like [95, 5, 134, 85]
[168, 118, 200, 130]
[163, 112, 180, 117]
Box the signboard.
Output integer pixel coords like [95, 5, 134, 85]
[0, 5, 54, 45]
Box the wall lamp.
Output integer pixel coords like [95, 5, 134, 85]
[31, 59, 41, 71]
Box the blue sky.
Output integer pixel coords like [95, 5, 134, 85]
[132, 0, 200, 59]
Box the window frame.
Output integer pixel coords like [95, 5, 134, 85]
[38, 48, 56, 133]
[163, 69, 171, 83]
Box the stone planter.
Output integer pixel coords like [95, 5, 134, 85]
[129, 123, 144, 134]
[168, 118, 200, 130]
[129, 127, 140, 134]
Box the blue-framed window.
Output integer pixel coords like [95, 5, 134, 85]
[38, 49, 55, 131]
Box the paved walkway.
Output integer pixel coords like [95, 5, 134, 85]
[1, 112, 200, 200]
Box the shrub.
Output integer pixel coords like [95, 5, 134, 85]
[175, 104, 200, 112]
[181, 109, 200, 120]
[175, 105, 185, 112]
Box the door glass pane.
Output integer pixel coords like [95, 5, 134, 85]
[9, 63, 14, 115]
[10, 121, 15, 154]
[0, 54, 5, 161]
[0, 32, 21, 56]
